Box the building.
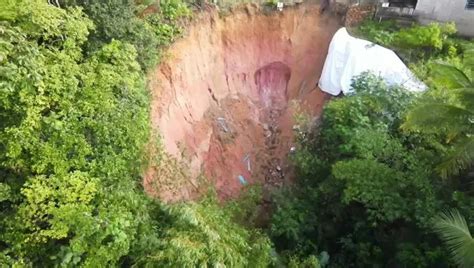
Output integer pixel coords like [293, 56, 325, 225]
[414, 0, 474, 36]
[344, 0, 474, 37]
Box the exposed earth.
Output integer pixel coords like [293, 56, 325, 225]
[144, 3, 341, 202]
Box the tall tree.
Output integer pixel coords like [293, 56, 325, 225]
[403, 50, 474, 178]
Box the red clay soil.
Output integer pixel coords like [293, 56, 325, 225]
[144, 3, 341, 202]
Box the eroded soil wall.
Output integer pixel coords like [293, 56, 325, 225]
[145, 3, 341, 201]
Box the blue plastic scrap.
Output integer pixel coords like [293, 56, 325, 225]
[238, 175, 248, 185]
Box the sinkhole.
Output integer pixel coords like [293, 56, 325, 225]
[144, 3, 341, 201]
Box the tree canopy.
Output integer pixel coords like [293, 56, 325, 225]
[0, 0, 272, 266]
[1, 1, 473, 267]
[269, 22, 474, 267]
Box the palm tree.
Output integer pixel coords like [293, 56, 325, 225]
[403, 49, 474, 178]
[433, 210, 474, 268]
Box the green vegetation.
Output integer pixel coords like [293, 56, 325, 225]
[143, 193, 273, 267]
[58, 0, 191, 70]
[268, 22, 473, 267]
[433, 210, 474, 268]
[265, 0, 279, 7]
[1, 1, 473, 267]
[403, 60, 474, 178]
[271, 73, 445, 266]
[356, 20, 458, 61]
[0, 0, 272, 266]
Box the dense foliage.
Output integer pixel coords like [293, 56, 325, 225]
[270, 21, 474, 266]
[59, 0, 191, 70]
[1, 0, 473, 266]
[404, 59, 474, 178]
[270, 71, 473, 266]
[0, 0, 272, 266]
[356, 20, 458, 62]
[142, 194, 273, 267]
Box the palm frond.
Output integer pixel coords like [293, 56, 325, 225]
[433, 209, 474, 268]
[463, 47, 474, 72]
[431, 63, 472, 89]
[402, 103, 473, 136]
[437, 136, 474, 178]
[454, 87, 474, 110]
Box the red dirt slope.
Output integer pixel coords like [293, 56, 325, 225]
[144, 3, 341, 201]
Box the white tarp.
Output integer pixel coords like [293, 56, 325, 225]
[319, 27, 427, 95]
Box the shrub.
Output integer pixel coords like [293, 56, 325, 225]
[270, 73, 452, 266]
[0, 1, 274, 266]
[356, 20, 460, 64]
[144, 195, 273, 267]
[61, 0, 191, 70]
[356, 19, 399, 46]
[393, 22, 457, 51]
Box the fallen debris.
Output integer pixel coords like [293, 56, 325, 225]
[242, 154, 251, 172]
[217, 117, 229, 132]
[238, 175, 248, 185]
[290, 146, 296, 154]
